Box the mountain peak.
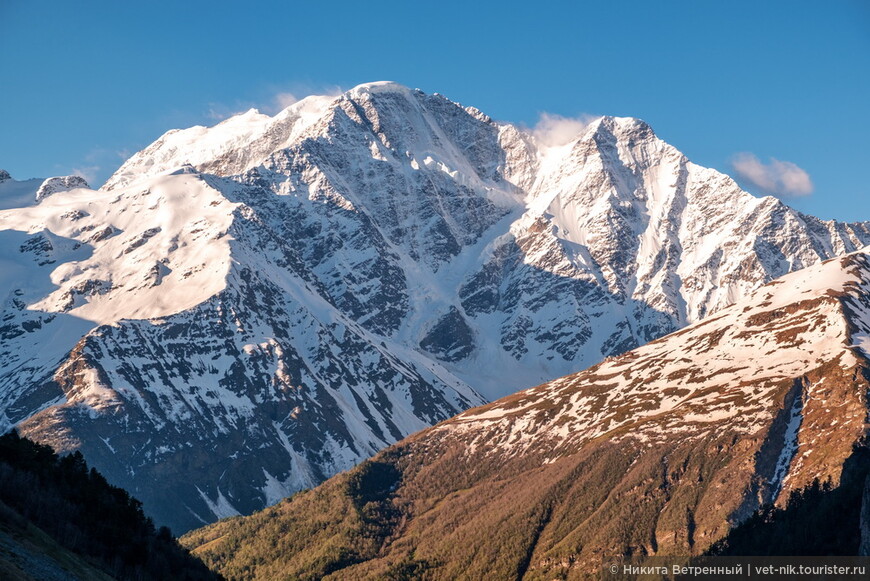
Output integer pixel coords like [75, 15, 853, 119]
[347, 80, 413, 97]
[35, 175, 90, 201]
[585, 114, 655, 141]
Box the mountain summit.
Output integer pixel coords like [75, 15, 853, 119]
[1, 83, 869, 531]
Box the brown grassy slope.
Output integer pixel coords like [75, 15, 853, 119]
[181, 358, 870, 580]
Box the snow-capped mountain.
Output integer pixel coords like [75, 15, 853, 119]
[0, 169, 481, 532]
[2, 82, 869, 531]
[182, 251, 870, 580]
[99, 82, 870, 395]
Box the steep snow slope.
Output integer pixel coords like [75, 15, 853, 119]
[1, 170, 480, 531]
[2, 83, 870, 531]
[99, 83, 870, 397]
[182, 251, 870, 580]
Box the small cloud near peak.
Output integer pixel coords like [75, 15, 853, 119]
[71, 165, 100, 185]
[731, 152, 813, 198]
[273, 92, 299, 110]
[531, 113, 598, 148]
[205, 103, 242, 122]
[266, 85, 344, 114]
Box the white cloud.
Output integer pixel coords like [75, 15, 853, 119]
[265, 85, 344, 114]
[273, 92, 299, 110]
[731, 152, 813, 198]
[531, 112, 598, 148]
[83, 147, 107, 163]
[205, 103, 242, 121]
[70, 165, 100, 185]
[57, 146, 124, 188]
[203, 85, 345, 120]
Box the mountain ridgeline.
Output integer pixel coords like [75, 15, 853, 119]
[181, 252, 870, 580]
[1, 82, 870, 532]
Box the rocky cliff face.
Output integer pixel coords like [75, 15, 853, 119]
[182, 252, 870, 580]
[1, 83, 869, 531]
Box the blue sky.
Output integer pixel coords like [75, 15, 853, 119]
[1, 0, 868, 220]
